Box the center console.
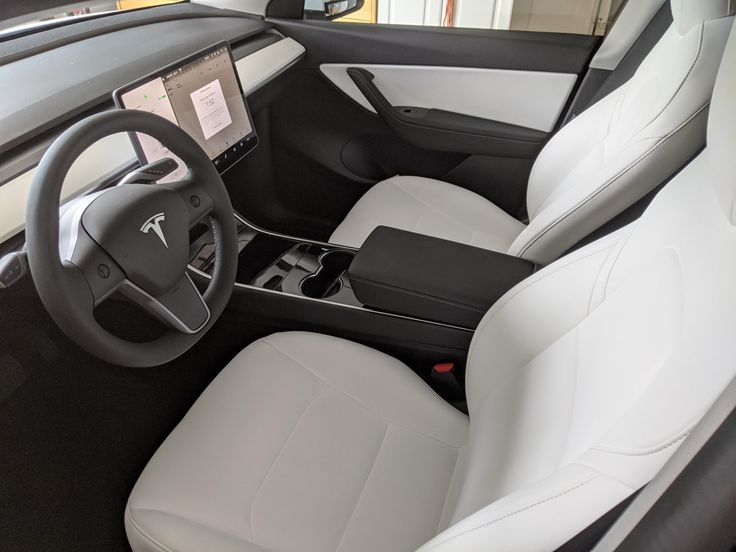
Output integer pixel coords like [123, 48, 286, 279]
[188, 212, 360, 306]
[188, 216, 536, 332]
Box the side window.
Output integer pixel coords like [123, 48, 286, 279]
[304, 0, 629, 36]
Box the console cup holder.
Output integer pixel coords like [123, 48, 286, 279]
[300, 250, 355, 299]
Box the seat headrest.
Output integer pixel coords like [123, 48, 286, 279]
[708, 19, 736, 219]
[671, 0, 736, 35]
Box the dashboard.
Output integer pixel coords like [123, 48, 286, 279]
[0, 5, 306, 246]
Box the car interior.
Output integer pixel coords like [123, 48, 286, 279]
[1, 0, 735, 550]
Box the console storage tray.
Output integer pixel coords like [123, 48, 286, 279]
[348, 226, 536, 328]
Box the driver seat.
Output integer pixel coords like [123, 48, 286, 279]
[126, 23, 736, 552]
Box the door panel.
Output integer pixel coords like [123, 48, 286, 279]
[321, 64, 578, 132]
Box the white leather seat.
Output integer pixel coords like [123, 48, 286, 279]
[127, 21, 736, 552]
[126, 332, 468, 552]
[330, 0, 736, 265]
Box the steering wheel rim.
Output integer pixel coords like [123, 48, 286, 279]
[26, 110, 238, 367]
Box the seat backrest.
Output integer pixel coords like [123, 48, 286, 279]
[419, 15, 736, 552]
[506, 0, 735, 266]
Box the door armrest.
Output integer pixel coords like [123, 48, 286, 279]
[346, 67, 549, 157]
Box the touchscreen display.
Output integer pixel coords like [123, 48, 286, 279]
[114, 43, 257, 181]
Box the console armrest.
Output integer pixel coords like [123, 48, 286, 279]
[348, 226, 536, 328]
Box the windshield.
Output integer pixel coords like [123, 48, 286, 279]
[0, 0, 185, 36]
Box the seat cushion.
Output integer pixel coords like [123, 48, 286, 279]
[126, 332, 469, 552]
[330, 176, 526, 252]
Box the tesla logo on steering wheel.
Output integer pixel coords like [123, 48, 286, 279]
[140, 213, 168, 248]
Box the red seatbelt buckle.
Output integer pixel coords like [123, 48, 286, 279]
[431, 362, 462, 400]
[433, 362, 455, 374]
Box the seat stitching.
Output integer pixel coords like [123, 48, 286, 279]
[588, 224, 639, 314]
[552, 84, 623, 210]
[335, 423, 390, 552]
[434, 446, 465, 534]
[469, 229, 479, 248]
[126, 507, 278, 552]
[532, 88, 622, 219]
[639, 25, 704, 131]
[393, 180, 513, 242]
[518, 103, 709, 258]
[586, 226, 634, 311]
[399, 184, 476, 241]
[411, 209, 430, 233]
[260, 339, 464, 448]
[676, 0, 685, 33]
[567, 464, 638, 492]
[607, 81, 626, 134]
[422, 477, 598, 551]
[479, 324, 579, 409]
[557, 328, 581, 470]
[616, 23, 705, 140]
[261, 339, 464, 447]
[376, 180, 466, 240]
[592, 432, 689, 456]
[125, 507, 175, 552]
[467, 240, 620, 404]
[588, 251, 611, 313]
[472, 239, 618, 340]
[601, 225, 638, 299]
[249, 386, 327, 540]
[600, 24, 701, 165]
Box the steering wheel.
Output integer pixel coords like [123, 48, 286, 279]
[25, 110, 238, 367]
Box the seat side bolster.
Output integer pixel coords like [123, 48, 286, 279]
[510, 105, 708, 265]
[465, 228, 628, 410]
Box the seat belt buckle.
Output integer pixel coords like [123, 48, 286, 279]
[431, 362, 463, 397]
[433, 362, 454, 373]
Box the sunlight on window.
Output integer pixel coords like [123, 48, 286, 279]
[332, 0, 629, 36]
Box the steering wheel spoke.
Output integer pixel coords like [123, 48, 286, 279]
[121, 273, 210, 334]
[164, 177, 214, 227]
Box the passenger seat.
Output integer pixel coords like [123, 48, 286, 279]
[330, 0, 736, 265]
